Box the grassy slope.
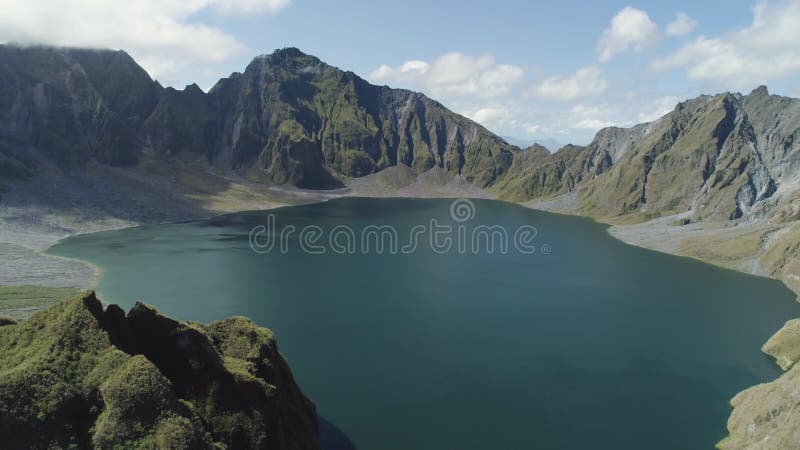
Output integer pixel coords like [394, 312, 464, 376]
[0, 285, 80, 319]
[0, 292, 318, 449]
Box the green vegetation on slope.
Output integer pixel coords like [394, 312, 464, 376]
[0, 292, 318, 449]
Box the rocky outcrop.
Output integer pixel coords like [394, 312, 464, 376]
[718, 320, 800, 449]
[718, 364, 800, 450]
[763, 319, 800, 371]
[0, 292, 319, 449]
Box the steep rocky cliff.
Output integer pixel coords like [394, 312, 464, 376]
[495, 87, 800, 227]
[0, 45, 515, 190]
[579, 90, 786, 222]
[0, 46, 156, 176]
[0, 292, 319, 449]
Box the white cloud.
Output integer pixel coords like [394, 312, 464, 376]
[530, 66, 608, 101]
[0, 0, 291, 85]
[666, 12, 697, 36]
[637, 95, 680, 122]
[574, 118, 617, 130]
[653, 0, 800, 89]
[210, 0, 292, 15]
[465, 105, 517, 129]
[596, 6, 659, 61]
[370, 53, 526, 137]
[513, 91, 686, 144]
[525, 124, 543, 135]
[371, 60, 429, 80]
[369, 52, 523, 99]
[569, 104, 619, 130]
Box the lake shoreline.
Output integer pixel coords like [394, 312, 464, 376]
[32, 194, 798, 293]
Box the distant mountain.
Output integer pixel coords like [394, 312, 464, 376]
[0, 45, 516, 189]
[501, 136, 563, 152]
[501, 135, 533, 148]
[532, 138, 563, 152]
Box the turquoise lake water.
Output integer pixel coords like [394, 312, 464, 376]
[49, 198, 800, 449]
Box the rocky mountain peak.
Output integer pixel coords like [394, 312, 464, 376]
[750, 85, 770, 97]
[524, 143, 551, 153]
[270, 46, 312, 60]
[247, 47, 326, 77]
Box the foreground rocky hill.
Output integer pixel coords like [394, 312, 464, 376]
[0, 292, 319, 449]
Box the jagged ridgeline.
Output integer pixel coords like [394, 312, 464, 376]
[495, 87, 800, 222]
[0, 45, 515, 189]
[0, 292, 319, 449]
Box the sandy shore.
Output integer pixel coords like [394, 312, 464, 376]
[0, 163, 346, 291]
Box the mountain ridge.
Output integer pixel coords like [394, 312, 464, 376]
[0, 44, 517, 190]
[4, 43, 798, 231]
[495, 86, 800, 225]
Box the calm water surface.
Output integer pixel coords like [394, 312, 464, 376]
[49, 198, 800, 449]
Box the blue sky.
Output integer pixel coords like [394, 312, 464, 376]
[2, 0, 799, 145]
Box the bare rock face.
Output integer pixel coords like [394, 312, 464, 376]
[0, 45, 516, 191]
[490, 143, 613, 202]
[574, 92, 778, 221]
[0, 46, 156, 173]
[0, 292, 319, 449]
[589, 121, 656, 164]
[497, 87, 800, 227]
